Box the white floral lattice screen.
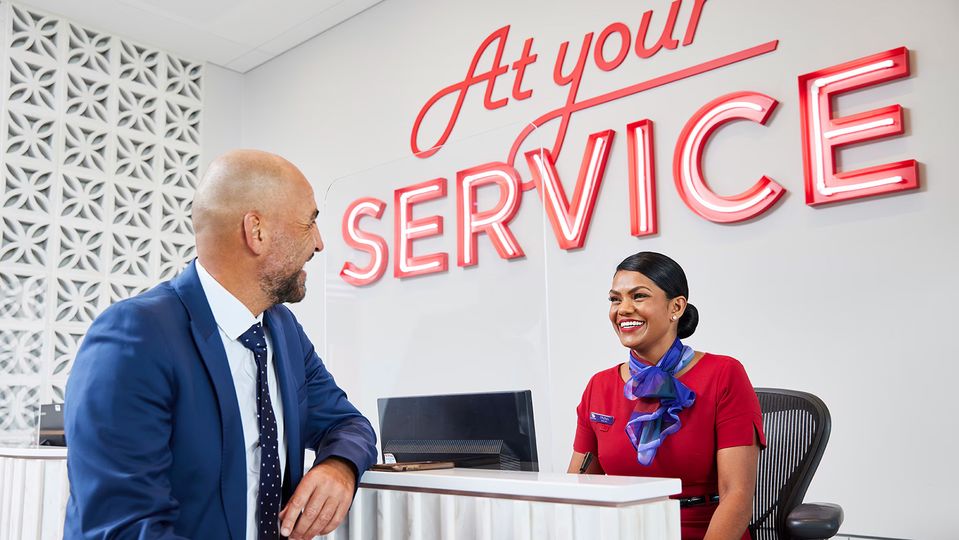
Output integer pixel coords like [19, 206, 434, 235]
[0, 1, 202, 444]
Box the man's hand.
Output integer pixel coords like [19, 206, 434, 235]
[279, 457, 356, 539]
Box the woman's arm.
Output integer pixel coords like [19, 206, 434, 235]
[566, 451, 605, 474]
[704, 434, 761, 540]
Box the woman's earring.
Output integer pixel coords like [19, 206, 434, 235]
[671, 315, 677, 321]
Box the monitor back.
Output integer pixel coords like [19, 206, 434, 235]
[377, 390, 538, 471]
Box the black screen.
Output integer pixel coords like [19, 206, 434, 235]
[377, 390, 538, 471]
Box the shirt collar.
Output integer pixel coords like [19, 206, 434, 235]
[195, 260, 263, 341]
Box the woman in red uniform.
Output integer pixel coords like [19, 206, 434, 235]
[568, 252, 765, 540]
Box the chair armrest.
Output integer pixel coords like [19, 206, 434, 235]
[786, 503, 844, 539]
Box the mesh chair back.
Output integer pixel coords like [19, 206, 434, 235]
[750, 388, 831, 540]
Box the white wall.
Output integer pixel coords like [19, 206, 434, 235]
[0, 0, 202, 443]
[228, 0, 959, 537]
[200, 63, 243, 173]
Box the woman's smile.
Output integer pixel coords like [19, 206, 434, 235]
[617, 318, 646, 333]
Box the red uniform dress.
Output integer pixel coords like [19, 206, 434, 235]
[574, 353, 766, 540]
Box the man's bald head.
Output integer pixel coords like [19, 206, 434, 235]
[190, 149, 322, 314]
[192, 149, 310, 240]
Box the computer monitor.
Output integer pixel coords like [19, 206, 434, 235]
[377, 390, 538, 471]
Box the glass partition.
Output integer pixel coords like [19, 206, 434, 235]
[322, 123, 559, 469]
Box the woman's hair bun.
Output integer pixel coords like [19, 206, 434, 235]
[677, 303, 699, 339]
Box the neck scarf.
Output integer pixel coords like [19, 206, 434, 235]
[623, 338, 697, 465]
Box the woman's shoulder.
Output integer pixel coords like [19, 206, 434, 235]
[689, 352, 752, 379]
[697, 352, 745, 367]
[585, 364, 624, 388]
[576, 364, 623, 408]
[691, 352, 758, 392]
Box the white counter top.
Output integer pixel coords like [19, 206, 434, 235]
[0, 446, 67, 459]
[0, 448, 680, 507]
[359, 468, 681, 506]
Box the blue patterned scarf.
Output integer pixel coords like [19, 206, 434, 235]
[623, 338, 697, 465]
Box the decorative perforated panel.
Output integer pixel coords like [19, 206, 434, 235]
[0, 1, 202, 444]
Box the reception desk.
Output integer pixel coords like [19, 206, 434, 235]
[0, 446, 68, 540]
[0, 447, 681, 539]
[337, 468, 681, 539]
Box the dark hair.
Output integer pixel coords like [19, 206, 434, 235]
[615, 251, 699, 339]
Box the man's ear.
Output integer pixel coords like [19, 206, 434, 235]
[242, 212, 266, 255]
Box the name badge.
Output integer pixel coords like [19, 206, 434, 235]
[590, 412, 615, 425]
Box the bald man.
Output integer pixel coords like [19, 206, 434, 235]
[64, 150, 377, 540]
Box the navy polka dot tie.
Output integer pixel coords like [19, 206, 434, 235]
[239, 322, 281, 540]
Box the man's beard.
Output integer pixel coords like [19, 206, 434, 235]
[259, 256, 306, 306]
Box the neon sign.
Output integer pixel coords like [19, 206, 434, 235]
[340, 3, 918, 286]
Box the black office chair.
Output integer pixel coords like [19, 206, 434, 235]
[750, 388, 844, 540]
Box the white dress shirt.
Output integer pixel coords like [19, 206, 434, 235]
[196, 261, 286, 540]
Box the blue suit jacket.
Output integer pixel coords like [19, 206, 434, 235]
[64, 262, 377, 539]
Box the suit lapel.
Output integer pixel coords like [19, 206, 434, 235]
[172, 262, 246, 540]
[264, 308, 303, 491]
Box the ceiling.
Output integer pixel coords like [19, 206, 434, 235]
[15, 0, 383, 72]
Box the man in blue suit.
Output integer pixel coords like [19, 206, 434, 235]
[64, 150, 377, 540]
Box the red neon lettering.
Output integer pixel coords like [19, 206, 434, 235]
[511, 37, 537, 100]
[525, 130, 615, 249]
[410, 26, 513, 158]
[413, 5, 714, 165]
[672, 91, 785, 223]
[340, 198, 388, 287]
[456, 163, 525, 267]
[798, 47, 918, 206]
[512, 31, 594, 188]
[594, 22, 631, 72]
[508, 40, 779, 171]
[635, 0, 682, 58]
[626, 120, 658, 237]
[394, 178, 448, 278]
[682, 0, 708, 46]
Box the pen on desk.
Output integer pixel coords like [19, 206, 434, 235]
[578, 452, 593, 474]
